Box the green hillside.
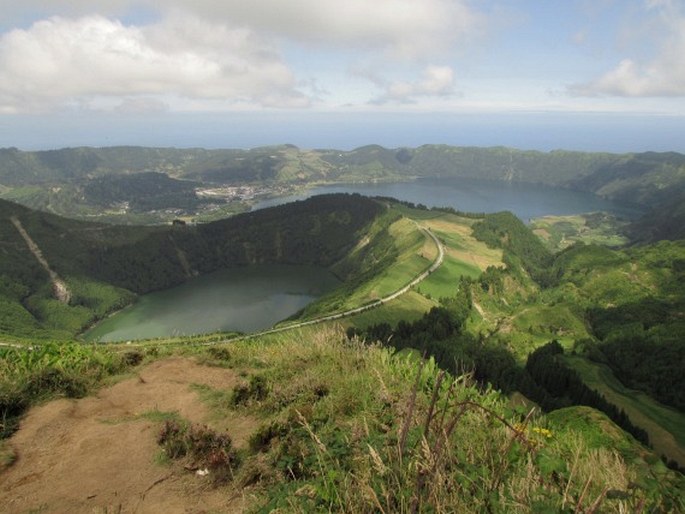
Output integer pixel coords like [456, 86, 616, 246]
[1, 185, 684, 510]
[0, 194, 386, 340]
[346, 207, 685, 473]
[2, 144, 685, 239]
[2, 328, 683, 512]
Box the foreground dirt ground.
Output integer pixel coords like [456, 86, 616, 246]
[0, 357, 257, 513]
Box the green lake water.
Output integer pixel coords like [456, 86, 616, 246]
[84, 264, 340, 342]
[86, 178, 643, 342]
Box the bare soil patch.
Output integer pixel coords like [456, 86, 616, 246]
[0, 357, 258, 513]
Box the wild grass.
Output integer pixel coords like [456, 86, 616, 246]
[349, 217, 427, 300]
[196, 327, 679, 513]
[418, 255, 480, 299]
[0, 439, 16, 472]
[157, 418, 240, 484]
[0, 343, 147, 438]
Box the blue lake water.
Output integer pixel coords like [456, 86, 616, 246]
[254, 177, 642, 222]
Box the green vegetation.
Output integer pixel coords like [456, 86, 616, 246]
[1, 172, 684, 510]
[565, 355, 685, 468]
[472, 211, 554, 286]
[418, 256, 480, 299]
[82, 171, 206, 213]
[0, 194, 385, 340]
[337, 206, 685, 474]
[157, 419, 240, 483]
[298, 206, 437, 320]
[531, 212, 629, 251]
[340, 291, 437, 329]
[0, 342, 146, 437]
[188, 328, 683, 512]
[2, 144, 684, 239]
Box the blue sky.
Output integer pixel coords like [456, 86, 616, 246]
[0, 0, 684, 152]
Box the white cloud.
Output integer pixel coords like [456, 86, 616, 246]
[1, 1, 481, 60]
[175, 0, 481, 59]
[0, 1, 484, 112]
[571, 1, 685, 97]
[114, 97, 169, 114]
[0, 14, 308, 113]
[371, 65, 456, 104]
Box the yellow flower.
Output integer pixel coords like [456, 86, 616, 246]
[532, 427, 553, 439]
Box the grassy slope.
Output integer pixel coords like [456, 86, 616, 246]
[329, 206, 503, 329]
[530, 213, 629, 251]
[420, 213, 503, 299]
[196, 329, 684, 511]
[565, 355, 685, 466]
[431, 210, 685, 471]
[5, 329, 684, 511]
[0, 195, 385, 340]
[546, 405, 681, 495]
[341, 291, 437, 329]
[301, 206, 438, 320]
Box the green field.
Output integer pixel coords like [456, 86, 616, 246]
[344, 291, 437, 329]
[511, 303, 590, 343]
[565, 355, 685, 466]
[418, 256, 480, 299]
[332, 216, 429, 309]
[531, 213, 629, 251]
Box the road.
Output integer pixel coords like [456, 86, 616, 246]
[3, 220, 444, 349]
[216, 222, 444, 344]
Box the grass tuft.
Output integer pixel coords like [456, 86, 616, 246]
[157, 419, 240, 483]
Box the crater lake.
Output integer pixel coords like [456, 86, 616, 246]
[83, 264, 340, 342]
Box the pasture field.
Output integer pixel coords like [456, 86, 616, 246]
[531, 213, 629, 251]
[565, 355, 685, 467]
[343, 291, 437, 329]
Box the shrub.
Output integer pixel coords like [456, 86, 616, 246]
[232, 374, 269, 406]
[157, 420, 239, 483]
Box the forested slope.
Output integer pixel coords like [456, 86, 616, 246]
[0, 194, 386, 339]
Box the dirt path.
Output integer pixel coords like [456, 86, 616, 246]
[10, 215, 71, 304]
[0, 358, 258, 514]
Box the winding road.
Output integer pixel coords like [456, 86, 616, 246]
[2, 219, 444, 349]
[218, 221, 444, 343]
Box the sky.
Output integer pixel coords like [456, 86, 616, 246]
[1, 0, 684, 152]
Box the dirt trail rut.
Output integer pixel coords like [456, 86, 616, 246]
[10, 216, 71, 304]
[0, 358, 258, 513]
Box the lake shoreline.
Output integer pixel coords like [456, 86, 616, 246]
[82, 264, 341, 343]
[250, 177, 643, 222]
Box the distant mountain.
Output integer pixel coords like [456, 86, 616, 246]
[2, 144, 684, 240]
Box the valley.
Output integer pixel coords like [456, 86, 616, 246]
[1, 146, 684, 512]
[3, 1, 685, 510]
[1, 145, 679, 232]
